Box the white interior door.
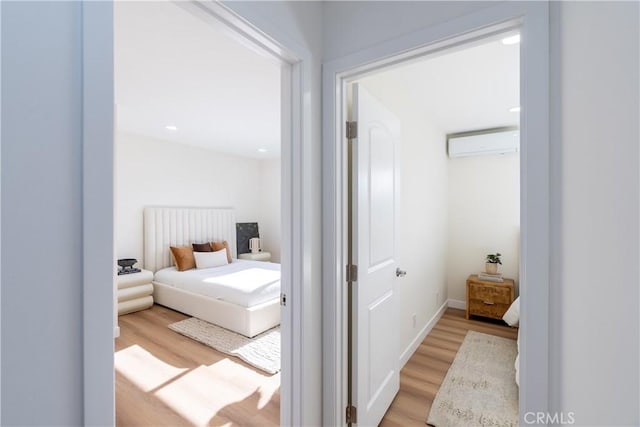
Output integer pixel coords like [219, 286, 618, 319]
[352, 83, 401, 426]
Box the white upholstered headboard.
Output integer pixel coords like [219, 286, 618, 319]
[143, 207, 237, 272]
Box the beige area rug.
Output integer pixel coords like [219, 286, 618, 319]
[426, 330, 518, 427]
[168, 318, 280, 375]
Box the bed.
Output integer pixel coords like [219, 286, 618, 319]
[502, 296, 520, 386]
[144, 206, 281, 338]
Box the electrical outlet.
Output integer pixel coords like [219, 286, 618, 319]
[412, 313, 417, 328]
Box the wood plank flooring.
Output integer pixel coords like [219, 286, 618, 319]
[115, 305, 280, 426]
[116, 306, 515, 426]
[380, 308, 518, 426]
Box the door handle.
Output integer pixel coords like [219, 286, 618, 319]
[396, 268, 407, 277]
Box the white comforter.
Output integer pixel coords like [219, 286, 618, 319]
[515, 328, 520, 386]
[154, 259, 280, 308]
[503, 296, 521, 386]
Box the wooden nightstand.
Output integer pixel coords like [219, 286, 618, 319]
[238, 251, 271, 262]
[466, 275, 515, 321]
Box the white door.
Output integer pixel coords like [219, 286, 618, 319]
[351, 83, 402, 426]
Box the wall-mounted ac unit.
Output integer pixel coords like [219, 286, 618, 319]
[447, 128, 519, 158]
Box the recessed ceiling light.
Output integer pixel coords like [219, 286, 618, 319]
[509, 106, 521, 113]
[502, 34, 521, 45]
[258, 148, 268, 153]
[165, 125, 178, 131]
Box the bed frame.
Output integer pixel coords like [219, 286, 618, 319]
[143, 206, 280, 337]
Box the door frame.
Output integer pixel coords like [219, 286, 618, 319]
[322, 2, 550, 425]
[82, 1, 314, 425]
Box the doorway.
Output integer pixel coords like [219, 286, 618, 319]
[322, 4, 549, 425]
[113, 1, 284, 424]
[346, 31, 521, 426]
[82, 1, 314, 425]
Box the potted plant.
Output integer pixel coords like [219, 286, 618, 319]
[485, 253, 502, 274]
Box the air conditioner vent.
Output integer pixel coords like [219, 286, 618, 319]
[447, 128, 519, 158]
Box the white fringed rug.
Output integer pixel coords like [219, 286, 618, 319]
[426, 330, 518, 427]
[169, 318, 280, 375]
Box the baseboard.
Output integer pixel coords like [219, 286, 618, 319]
[400, 301, 448, 368]
[447, 299, 466, 310]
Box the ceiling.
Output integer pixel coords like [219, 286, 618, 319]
[114, 2, 516, 157]
[114, 1, 281, 159]
[359, 35, 520, 135]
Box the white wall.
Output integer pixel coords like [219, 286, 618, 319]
[259, 159, 282, 262]
[447, 154, 520, 301]
[555, 2, 639, 425]
[322, 1, 498, 61]
[359, 78, 449, 363]
[116, 132, 280, 265]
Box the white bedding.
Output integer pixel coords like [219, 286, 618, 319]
[515, 329, 520, 386]
[503, 297, 521, 386]
[154, 259, 280, 308]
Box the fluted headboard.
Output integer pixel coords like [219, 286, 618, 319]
[143, 207, 237, 272]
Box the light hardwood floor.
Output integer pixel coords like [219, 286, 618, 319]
[115, 305, 280, 426]
[380, 308, 518, 426]
[116, 306, 515, 426]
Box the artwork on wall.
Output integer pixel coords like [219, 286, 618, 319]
[236, 222, 259, 255]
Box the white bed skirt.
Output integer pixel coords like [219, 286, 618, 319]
[153, 281, 280, 338]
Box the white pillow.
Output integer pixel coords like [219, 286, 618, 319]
[503, 296, 520, 327]
[194, 248, 228, 269]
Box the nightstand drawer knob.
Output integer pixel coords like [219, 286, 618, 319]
[483, 300, 495, 305]
[396, 268, 407, 277]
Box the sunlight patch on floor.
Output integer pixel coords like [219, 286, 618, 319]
[115, 344, 188, 392]
[154, 359, 277, 425]
[255, 372, 280, 409]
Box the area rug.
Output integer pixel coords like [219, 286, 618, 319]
[168, 318, 280, 375]
[426, 330, 518, 427]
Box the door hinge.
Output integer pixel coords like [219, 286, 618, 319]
[346, 264, 358, 282]
[280, 293, 287, 306]
[346, 405, 357, 424]
[346, 121, 358, 139]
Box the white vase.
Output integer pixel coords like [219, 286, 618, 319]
[485, 263, 498, 275]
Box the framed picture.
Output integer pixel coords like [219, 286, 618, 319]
[236, 222, 259, 255]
